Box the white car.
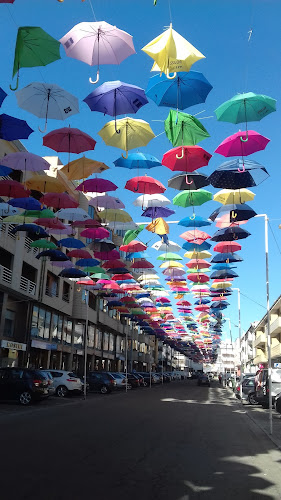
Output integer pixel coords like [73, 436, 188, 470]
[49, 370, 82, 397]
[108, 372, 131, 390]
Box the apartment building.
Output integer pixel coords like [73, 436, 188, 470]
[253, 295, 281, 368]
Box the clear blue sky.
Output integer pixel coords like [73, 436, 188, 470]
[1, 0, 281, 342]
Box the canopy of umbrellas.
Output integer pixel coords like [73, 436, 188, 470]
[0, 6, 277, 364]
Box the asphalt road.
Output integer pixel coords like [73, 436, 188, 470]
[1, 380, 281, 500]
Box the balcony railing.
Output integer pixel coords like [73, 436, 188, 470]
[24, 237, 38, 255]
[62, 293, 70, 303]
[271, 344, 281, 359]
[45, 286, 59, 298]
[19, 276, 36, 295]
[0, 265, 12, 285]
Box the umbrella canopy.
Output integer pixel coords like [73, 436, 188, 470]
[113, 152, 161, 170]
[80, 227, 110, 239]
[0, 165, 12, 176]
[209, 203, 257, 223]
[141, 206, 175, 218]
[152, 240, 181, 252]
[210, 269, 238, 279]
[207, 159, 269, 189]
[162, 145, 211, 173]
[60, 21, 135, 84]
[56, 207, 90, 221]
[68, 249, 92, 259]
[0, 152, 49, 171]
[98, 117, 155, 157]
[94, 250, 119, 260]
[11, 224, 48, 236]
[60, 157, 109, 180]
[165, 110, 210, 148]
[98, 209, 132, 223]
[184, 250, 212, 259]
[215, 130, 270, 157]
[120, 240, 147, 252]
[133, 194, 170, 208]
[102, 259, 126, 269]
[187, 259, 211, 269]
[0, 114, 33, 141]
[125, 176, 166, 195]
[180, 229, 211, 244]
[211, 226, 251, 242]
[59, 268, 87, 278]
[0, 180, 30, 198]
[30, 239, 57, 250]
[10, 27, 61, 91]
[173, 189, 212, 208]
[213, 241, 242, 253]
[88, 240, 116, 252]
[182, 241, 212, 251]
[146, 218, 169, 235]
[130, 260, 154, 269]
[26, 176, 65, 193]
[141, 24, 205, 76]
[0, 203, 21, 216]
[215, 92, 276, 124]
[178, 215, 211, 228]
[146, 71, 212, 109]
[43, 127, 96, 154]
[8, 197, 41, 210]
[33, 218, 66, 230]
[76, 258, 100, 267]
[73, 219, 101, 228]
[40, 192, 78, 208]
[58, 238, 85, 249]
[213, 188, 255, 205]
[211, 252, 243, 263]
[76, 178, 117, 193]
[36, 249, 69, 261]
[157, 252, 182, 261]
[168, 171, 209, 191]
[0, 87, 7, 106]
[89, 195, 125, 210]
[16, 82, 79, 132]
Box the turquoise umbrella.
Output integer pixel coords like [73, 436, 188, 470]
[215, 92, 276, 125]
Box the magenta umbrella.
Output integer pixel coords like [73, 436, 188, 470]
[49, 225, 74, 235]
[40, 192, 78, 209]
[76, 178, 118, 193]
[80, 227, 110, 239]
[94, 250, 120, 260]
[0, 152, 50, 171]
[89, 195, 125, 209]
[215, 130, 270, 157]
[43, 127, 96, 154]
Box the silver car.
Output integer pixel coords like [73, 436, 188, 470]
[38, 370, 56, 396]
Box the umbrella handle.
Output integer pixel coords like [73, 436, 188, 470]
[226, 258, 229, 263]
[189, 213, 196, 220]
[38, 122, 48, 133]
[176, 148, 184, 159]
[185, 175, 193, 185]
[9, 73, 19, 91]
[122, 151, 128, 159]
[231, 211, 237, 219]
[233, 233, 238, 240]
[166, 69, 177, 80]
[240, 130, 249, 142]
[89, 70, 100, 84]
[238, 162, 246, 173]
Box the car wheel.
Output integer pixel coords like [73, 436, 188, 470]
[19, 391, 32, 405]
[56, 385, 68, 398]
[248, 393, 258, 405]
[143, 381, 148, 387]
[100, 385, 109, 394]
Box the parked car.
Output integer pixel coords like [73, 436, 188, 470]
[87, 372, 117, 394]
[235, 376, 258, 405]
[255, 369, 281, 407]
[162, 373, 171, 383]
[138, 372, 159, 385]
[38, 370, 55, 396]
[123, 373, 140, 389]
[49, 370, 82, 397]
[108, 372, 131, 390]
[132, 373, 145, 386]
[0, 367, 49, 405]
[198, 373, 210, 387]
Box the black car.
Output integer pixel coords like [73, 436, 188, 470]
[255, 369, 281, 407]
[0, 367, 49, 405]
[87, 372, 117, 394]
[198, 373, 210, 387]
[125, 373, 140, 389]
[235, 377, 258, 405]
[132, 373, 145, 386]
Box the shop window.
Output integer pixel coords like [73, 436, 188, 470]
[63, 319, 72, 345]
[45, 272, 59, 297]
[31, 305, 39, 337]
[74, 322, 84, 348]
[38, 308, 46, 338]
[103, 332, 109, 351]
[4, 309, 15, 337]
[95, 329, 102, 350]
[88, 325, 95, 348]
[109, 334, 115, 352]
[62, 282, 70, 302]
[51, 313, 61, 343]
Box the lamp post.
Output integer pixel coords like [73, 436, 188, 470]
[83, 289, 89, 400]
[232, 288, 243, 398]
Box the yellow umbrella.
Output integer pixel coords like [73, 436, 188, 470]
[98, 117, 155, 158]
[1, 215, 33, 224]
[26, 175, 65, 193]
[142, 24, 205, 79]
[146, 217, 169, 235]
[60, 156, 109, 180]
[159, 261, 184, 269]
[211, 281, 232, 289]
[213, 189, 255, 205]
[184, 250, 212, 259]
[98, 209, 132, 223]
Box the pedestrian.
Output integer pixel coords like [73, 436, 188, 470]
[219, 373, 222, 384]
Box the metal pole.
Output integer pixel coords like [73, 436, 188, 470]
[83, 290, 89, 400]
[125, 323, 128, 393]
[265, 215, 272, 435]
[162, 343, 164, 385]
[237, 289, 243, 398]
[149, 343, 152, 388]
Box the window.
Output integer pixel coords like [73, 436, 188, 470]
[38, 308, 46, 338]
[88, 325, 95, 348]
[62, 282, 70, 302]
[74, 322, 84, 348]
[4, 309, 15, 337]
[103, 332, 109, 351]
[10, 369, 24, 380]
[45, 272, 59, 297]
[51, 314, 59, 342]
[95, 330, 102, 350]
[44, 311, 51, 339]
[109, 334, 115, 352]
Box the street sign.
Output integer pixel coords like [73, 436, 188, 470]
[274, 363, 281, 368]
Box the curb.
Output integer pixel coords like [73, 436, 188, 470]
[244, 407, 281, 452]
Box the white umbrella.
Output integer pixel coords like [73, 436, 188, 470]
[133, 194, 170, 208]
[89, 195, 125, 209]
[56, 208, 90, 221]
[0, 203, 22, 216]
[107, 221, 137, 230]
[152, 240, 181, 252]
[16, 82, 79, 132]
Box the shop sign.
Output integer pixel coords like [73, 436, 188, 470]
[76, 350, 83, 356]
[274, 363, 281, 368]
[31, 340, 57, 351]
[1, 340, 27, 351]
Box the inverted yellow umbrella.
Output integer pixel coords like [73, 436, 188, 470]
[60, 156, 109, 180]
[98, 117, 155, 158]
[142, 24, 205, 79]
[159, 261, 184, 269]
[184, 250, 212, 259]
[211, 281, 232, 289]
[98, 209, 132, 223]
[146, 217, 169, 235]
[26, 175, 65, 193]
[213, 189, 255, 205]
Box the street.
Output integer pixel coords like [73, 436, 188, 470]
[1, 380, 281, 500]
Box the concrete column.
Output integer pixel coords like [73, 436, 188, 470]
[46, 350, 51, 369]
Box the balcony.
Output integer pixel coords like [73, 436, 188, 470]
[19, 276, 36, 295]
[138, 352, 146, 363]
[254, 350, 268, 365]
[0, 265, 12, 286]
[24, 237, 38, 256]
[45, 286, 59, 298]
[254, 333, 266, 348]
[271, 344, 281, 359]
[128, 350, 139, 362]
[270, 317, 281, 337]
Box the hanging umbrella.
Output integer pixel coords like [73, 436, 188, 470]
[146, 218, 169, 235]
[49, 225, 74, 235]
[11, 224, 48, 236]
[215, 92, 276, 124]
[182, 241, 212, 251]
[0, 165, 12, 176]
[43, 127, 96, 154]
[130, 260, 154, 269]
[0, 152, 50, 171]
[165, 110, 210, 149]
[173, 189, 212, 208]
[80, 227, 109, 239]
[120, 240, 147, 252]
[207, 159, 269, 188]
[0, 87, 7, 106]
[215, 130, 270, 157]
[168, 171, 209, 191]
[133, 194, 170, 208]
[209, 203, 257, 222]
[26, 176, 65, 193]
[89, 195, 125, 210]
[30, 239, 57, 250]
[102, 259, 126, 269]
[98, 209, 132, 223]
[58, 268, 87, 278]
[159, 261, 184, 269]
[211, 226, 251, 242]
[56, 207, 90, 221]
[114, 152, 161, 170]
[76, 178, 117, 193]
[0, 203, 21, 216]
[141, 24, 204, 77]
[186, 259, 211, 269]
[152, 240, 181, 252]
[60, 156, 109, 180]
[36, 249, 69, 261]
[94, 250, 119, 260]
[10, 27, 61, 91]
[162, 145, 212, 174]
[122, 225, 145, 245]
[22, 209, 55, 219]
[125, 176, 165, 194]
[67, 249, 92, 259]
[72, 219, 101, 228]
[16, 82, 79, 132]
[146, 71, 212, 109]
[33, 218, 66, 230]
[8, 197, 41, 210]
[180, 229, 211, 244]
[88, 240, 116, 252]
[98, 117, 155, 158]
[210, 252, 243, 263]
[213, 188, 255, 205]
[52, 260, 80, 269]
[60, 21, 135, 84]
[178, 215, 211, 228]
[40, 192, 78, 209]
[141, 206, 175, 218]
[213, 241, 242, 253]
[0, 114, 33, 141]
[184, 250, 212, 259]
[210, 269, 238, 279]
[58, 238, 85, 249]
[76, 258, 100, 267]
[0, 180, 30, 198]
[157, 252, 182, 261]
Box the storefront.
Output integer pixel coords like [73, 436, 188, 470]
[0, 339, 27, 367]
[28, 339, 58, 369]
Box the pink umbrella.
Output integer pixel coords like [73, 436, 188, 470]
[67, 249, 92, 259]
[94, 250, 120, 260]
[215, 130, 270, 157]
[102, 282, 124, 291]
[0, 152, 50, 171]
[80, 227, 110, 239]
[34, 218, 66, 230]
[43, 127, 96, 154]
[216, 214, 247, 228]
[49, 225, 74, 235]
[89, 195, 125, 209]
[40, 193, 78, 209]
[76, 178, 118, 193]
[180, 229, 211, 244]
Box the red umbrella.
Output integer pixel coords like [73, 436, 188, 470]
[0, 180, 30, 198]
[130, 260, 154, 269]
[213, 241, 242, 253]
[180, 229, 211, 244]
[186, 259, 211, 269]
[43, 127, 96, 154]
[112, 273, 135, 281]
[188, 273, 209, 283]
[102, 282, 124, 292]
[80, 227, 109, 239]
[120, 296, 138, 304]
[162, 146, 212, 173]
[76, 178, 118, 193]
[40, 192, 78, 209]
[125, 176, 166, 194]
[119, 240, 147, 252]
[156, 297, 171, 303]
[176, 300, 192, 306]
[72, 219, 101, 228]
[67, 249, 92, 259]
[94, 250, 120, 260]
[102, 259, 126, 269]
[34, 218, 66, 230]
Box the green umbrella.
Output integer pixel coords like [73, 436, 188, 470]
[215, 92, 276, 125]
[173, 189, 212, 208]
[30, 239, 57, 249]
[123, 224, 145, 245]
[23, 209, 55, 218]
[164, 109, 210, 148]
[11, 27, 61, 91]
[89, 266, 106, 275]
[91, 273, 110, 280]
[157, 252, 183, 261]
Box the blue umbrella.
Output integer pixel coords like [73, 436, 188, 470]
[58, 238, 85, 249]
[211, 263, 237, 271]
[182, 241, 212, 251]
[107, 268, 130, 274]
[58, 268, 87, 278]
[211, 226, 251, 242]
[178, 215, 211, 228]
[0, 88, 7, 107]
[76, 258, 100, 267]
[209, 203, 257, 222]
[0, 165, 12, 176]
[36, 250, 70, 261]
[0, 113, 33, 140]
[107, 301, 123, 307]
[194, 298, 210, 305]
[141, 206, 175, 218]
[8, 197, 42, 210]
[11, 224, 48, 236]
[207, 159, 269, 189]
[114, 152, 161, 169]
[146, 72, 212, 110]
[211, 252, 243, 263]
[210, 269, 238, 279]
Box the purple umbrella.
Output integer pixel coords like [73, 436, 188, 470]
[89, 194, 125, 209]
[141, 206, 175, 218]
[49, 225, 74, 235]
[0, 152, 50, 171]
[51, 260, 73, 268]
[0, 114, 33, 141]
[76, 178, 118, 193]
